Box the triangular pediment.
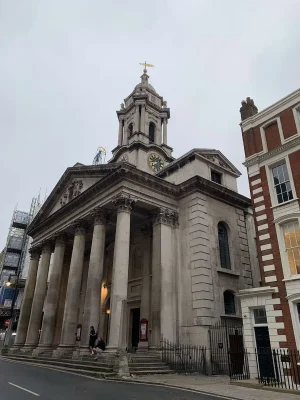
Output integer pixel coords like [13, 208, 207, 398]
[195, 149, 241, 176]
[30, 164, 119, 229]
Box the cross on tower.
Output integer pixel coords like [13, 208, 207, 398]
[139, 61, 154, 73]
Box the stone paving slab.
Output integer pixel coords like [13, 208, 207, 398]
[125, 373, 300, 400]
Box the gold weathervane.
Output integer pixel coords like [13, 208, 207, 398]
[139, 61, 154, 73]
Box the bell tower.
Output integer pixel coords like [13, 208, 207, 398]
[109, 65, 174, 173]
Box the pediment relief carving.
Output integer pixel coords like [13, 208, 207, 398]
[201, 154, 235, 173]
[60, 180, 83, 207]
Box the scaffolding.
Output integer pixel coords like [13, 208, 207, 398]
[0, 196, 42, 313]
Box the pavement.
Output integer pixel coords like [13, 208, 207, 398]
[1, 357, 299, 400]
[125, 373, 300, 399]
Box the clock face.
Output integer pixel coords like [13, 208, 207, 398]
[148, 153, 164, 172]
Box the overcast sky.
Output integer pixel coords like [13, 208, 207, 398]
[1, 0, 300, 246]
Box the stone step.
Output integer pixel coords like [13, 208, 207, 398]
[129, 369, 174, 375]
[130, 357, 161, 362]
[5, 355, 113, 370]
[129, 365, 170, 371]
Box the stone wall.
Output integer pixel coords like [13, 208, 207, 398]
[178, 192, 256, 346]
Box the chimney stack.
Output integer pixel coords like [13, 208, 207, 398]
[240, 97, 258, 121]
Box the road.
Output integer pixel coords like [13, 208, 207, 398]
[0, 357, 231, 400]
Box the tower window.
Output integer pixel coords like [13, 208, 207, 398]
[128, 123, 133, 137]
[211, 170, 222, 185]
[149, 122, 155, 143]
[224, 291, 236, 315]
[218, 222, 231, 270]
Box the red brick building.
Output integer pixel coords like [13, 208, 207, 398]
[238, 90, 300, 375]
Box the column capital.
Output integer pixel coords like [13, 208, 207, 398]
[29, 247, 41, 260]
[112, 192, 135, 213]
[41, 241, 54, 254]
[72, 220, 87, 235]
[91, 207, 108, 226]
[54, 233, 68, 247]
[153, 208, 178, 227]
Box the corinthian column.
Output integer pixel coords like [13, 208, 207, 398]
[57, 222, 86, 352]
[150, 209, 176, 348]
[138, 225, 152, 351]
[23, 243, 52, 351]
[13, 248, 41, 350]
[80, 209, 107, 353]
[35, 234, 66, 353]
[107, 193, 134, 352]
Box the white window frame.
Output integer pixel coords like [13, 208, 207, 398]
[265, 156, 296, 208]
[292, 104, 300, 137]
[275, 214, 300, 279]
[252, 306, 268, 327]
[287, 293, 300, 351]
[260, 118, 284, 153]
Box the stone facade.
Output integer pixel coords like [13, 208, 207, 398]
[239, 89, 300, 378]
[14, 70, 259, 356]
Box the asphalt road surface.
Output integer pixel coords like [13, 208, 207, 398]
[0, 357, 231, 400]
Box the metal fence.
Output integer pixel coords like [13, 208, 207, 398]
[161, 338, 207, 374]
[255, 348, 300, 391]
[228, 350, 250, 380]
[209, 319, 244, 375]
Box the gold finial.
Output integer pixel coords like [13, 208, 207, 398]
[139, 61, 154, 73]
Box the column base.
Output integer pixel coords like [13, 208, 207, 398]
[10, 343, 24, 353]
[32, 345, 53, 357]
[21, 344, 36, 354]
[53, 345, 74, 359]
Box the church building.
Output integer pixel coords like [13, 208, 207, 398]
[13, 68, 260, 357]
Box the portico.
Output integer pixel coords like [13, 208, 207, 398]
[14, 186, 178, 356]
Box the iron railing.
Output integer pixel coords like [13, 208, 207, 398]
[161, 338, 207, 374]
[228, 350, 250, 380]
[256, 348, 300, 391]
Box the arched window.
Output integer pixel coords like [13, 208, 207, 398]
[149, 122, 155, 143]
[128, 123, 133, 138]
[218, 222, 231, 270]
[224, 290, 236, 315]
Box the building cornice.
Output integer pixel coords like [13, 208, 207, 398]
[28, 163, 251, 237]
[109, 141, 175, 163]
[237, 286, 278, 298]
[241, 89, 300, 130]
[243, 135, 300, 167]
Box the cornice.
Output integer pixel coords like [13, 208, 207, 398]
[241, 89, 300, 130]
[28, 164, 251, 237]
[109, 141, 175, 163]
[244, 135, 300, 167]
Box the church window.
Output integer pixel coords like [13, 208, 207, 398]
[218, 222, 231, 270]
[224, 290, 236, 315]
[211, 170, 222, 185]
[128, 123, 133, 137]
[149, 122, 155, 143]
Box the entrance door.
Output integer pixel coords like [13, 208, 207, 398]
[255, 326, 274, 380]
[131, 308, 140, 349]
[229, 331, 244, 375]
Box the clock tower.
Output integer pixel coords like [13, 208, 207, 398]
[109, 67, 174, 173]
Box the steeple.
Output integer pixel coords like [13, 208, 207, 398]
[109, 67, 174, 173]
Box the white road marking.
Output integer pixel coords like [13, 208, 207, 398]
[8, 382, 40, 397]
